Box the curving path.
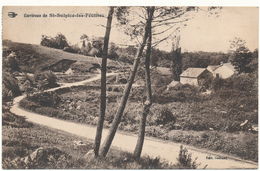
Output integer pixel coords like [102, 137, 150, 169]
[10, 73, 258, 169]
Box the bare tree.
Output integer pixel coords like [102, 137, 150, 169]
[94, 7, 114, 157]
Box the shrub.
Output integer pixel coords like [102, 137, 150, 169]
[118, 55, 134, 64]
[40, 34, 69, 49]
[2, 148, 72, 169]
[2, 110, 33, 128]
[28, 92, 61, 107]
[63, 45, 80, 54]
[152, 107, 176, 125]
[176, 145, 201, 169]
[2, 72, 21, 102]
[34, 70, 58, 90]
[108, 52, 119, 60]
[3, 52, 20, 72]
[211, 77, 224, 91]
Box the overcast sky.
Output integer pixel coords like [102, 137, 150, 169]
[2, 6, 258, 52]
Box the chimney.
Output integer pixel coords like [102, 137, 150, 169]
[220, 61, 224, 66]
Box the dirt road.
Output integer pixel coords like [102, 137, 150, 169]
[10, 74, 258, 169]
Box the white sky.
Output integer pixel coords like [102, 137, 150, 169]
[2, 6, 259, 52]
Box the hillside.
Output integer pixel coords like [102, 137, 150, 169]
[2, 40, 119, 73]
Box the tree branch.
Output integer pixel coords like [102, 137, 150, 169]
[152, 27, 180, 47]
[153, 10, 186, 23]
[152, 16, 193, 28]
[152, 24, 176, 36]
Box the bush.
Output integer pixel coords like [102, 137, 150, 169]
[34, 70, 58, 90]
[108, 52, 119, 60]
[40, 34, 69, 49]
[176, 145, 201, 169]
[2, 110, 33, 128]
[3, 52, 20, 72]
[28, 92, 61, 107]
[63, 45, 80, 54]
[2, 72, 21, 102]
[150, 107, 176, 125]
[2, 147, 72, 169]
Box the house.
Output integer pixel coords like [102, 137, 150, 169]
[167, 81, 182, 91]
[207, 65, 220, 73]
[180, 68, 213, 86]
[213, 63, 237, 79]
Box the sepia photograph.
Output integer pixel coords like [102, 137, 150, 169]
[2, 6, 258, 169]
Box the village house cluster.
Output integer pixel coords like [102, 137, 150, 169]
[163, 62, 237, 90]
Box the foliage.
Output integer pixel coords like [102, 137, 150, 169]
[27, 92, 61, 107]
[34, 70, 58, 90]
[211, 77, 224, 91]
[171, 47, 182, 81]
[229, 38, 256, 73]
[80, 34, 89, 42]
[2, 108, 33, 128]
[2, 122, 179, 169]
[108, 42, 119, 59]
[55, 34, 69, 49]
[154, 107, 176, 125]
[80, 42, 92, 55]
[153, 84, 200, 103]
[3, 52, 20, 72]
[176, 145, 200, 169]
[3, 148, 72, 169]
[87, 37, 103, 57]
[230, 46, 253, 73]
[2, 71, 21, 102]
[40, 34, 69, 49]
[169, 131, 258, 162]
[40, 35, 56, 48]
[63, 45, 80, 53]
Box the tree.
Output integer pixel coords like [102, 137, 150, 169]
[40, 35, 56, 48]
[55, 33, 69, 49]
[171, 35, 182, 81]
[99, 6, 153, 157]
[133, 7, 154, 158]
[229, 38, 253, 73]
[80, 34, 89, 47]
[249, 49, 258, 73]
[94, 7, 114, 157]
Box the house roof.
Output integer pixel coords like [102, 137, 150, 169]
[180, 68, 207, 78]
[167, 80, 182, 87]
[214, 63, 236, 72]
[207, 65, 220, 72]
[222, 63, 236, 71]
[155, 67, 171, 75]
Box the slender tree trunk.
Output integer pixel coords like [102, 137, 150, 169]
[133, 7, 154, 158]
[94, 7, 114, 157]
[99, 7, 154, 157]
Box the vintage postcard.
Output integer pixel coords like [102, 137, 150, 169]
[2, 6, 258, 169]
